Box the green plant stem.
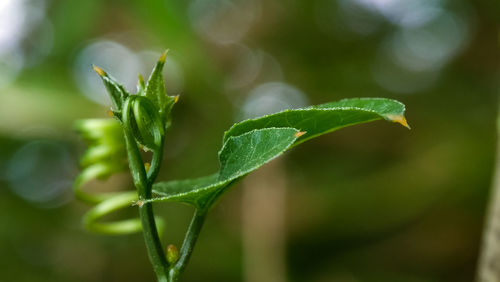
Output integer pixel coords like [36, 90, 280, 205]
[148, 143, 164, 185]
[169, 208, 208, 282]
[123, 128, 169, 282]
[139, 203, 168, 282]
[476, 97, 500, 282]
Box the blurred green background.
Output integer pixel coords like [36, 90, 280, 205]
[0, 0, 499, 281]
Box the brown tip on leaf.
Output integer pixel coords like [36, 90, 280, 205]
[294, 131, 306, 138]
[92, 65, 106, 76]
[387, 115, 411, 129]
[144, 162, 151, 173]
[159, 50, 169, 63]
[106, 109, 114, 117]
[174, 95, 180, 103]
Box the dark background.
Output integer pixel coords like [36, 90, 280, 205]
[0, 0, 499, 281]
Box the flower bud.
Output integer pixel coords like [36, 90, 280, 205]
[122, 96, 164, 151]
[166, 244, 179, 265]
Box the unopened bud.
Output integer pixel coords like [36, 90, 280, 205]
[124, 96, 164, 151]
[166, 244, 179, 265]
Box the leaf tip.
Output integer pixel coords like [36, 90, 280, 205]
[138, 73, 145, 84]
[106, 109, 114, 117]
[159, 50, 169, 63]
[387, 114, 410, 129]
[294, 131, 307, 138]
[92, 65, 106, 76]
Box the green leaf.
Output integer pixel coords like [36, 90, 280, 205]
[144, 51, 177, 125]
[150, 98, 408, 209]
[152, 128, 300, 208]
[223, 97, 409, 145]
[92, 66, 129, 113]
[218, 128, 299, 181]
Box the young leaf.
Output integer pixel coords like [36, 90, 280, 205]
[92, 66, 129, 113]
[144, 51, 177, 125]
[150, 97, 409, 210]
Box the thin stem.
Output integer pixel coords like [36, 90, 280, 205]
[148, 140, 164, 185]
[139, 203, 168, 282]
[123, 128, 169, 281]
[477, 97, 500, 282]
[169, 208, 208, 282]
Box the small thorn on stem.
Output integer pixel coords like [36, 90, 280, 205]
[107, 109, 114, 117]
[144, 162, 151, 173]
[174, 95, 180, 103]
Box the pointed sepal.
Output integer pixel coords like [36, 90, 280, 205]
[93, 65, 129, 115]
[144, 51, 178, 128]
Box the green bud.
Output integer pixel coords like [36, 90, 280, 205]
[166, 244, 179, 265]
[122, 96, 164, 151]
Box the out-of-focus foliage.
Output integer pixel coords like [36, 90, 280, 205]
[0, 0, 498, 281]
